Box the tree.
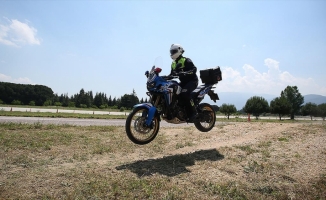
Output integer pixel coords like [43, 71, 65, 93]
[33, 85, 54, 106]
[243, 96, 269, 119]
[0, 82, 53, 106]
[112, 97, 117, 107]
[301, 102, 318, 120]
[75, 88, 92, 108]
[120, 94, 139, 109]
[281, 86, 304, 120]
[219, 104, 237, 119]
[59, 93, 70, 107]
[119, 90, 139, 109]
[108, 95, 113, 106]
[316, 103, 326, 121]
[93, 92, 108, 108]
[270, 96, 291, 120]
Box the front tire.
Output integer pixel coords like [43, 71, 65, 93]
[194, 103, 216, 132]
[125, 107, 160, 145]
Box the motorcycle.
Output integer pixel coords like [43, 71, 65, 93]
[125, 59, 222, 145]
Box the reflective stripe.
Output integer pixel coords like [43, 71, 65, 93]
[171, 57, 186, 70]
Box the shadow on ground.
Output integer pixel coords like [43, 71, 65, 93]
[116, 149, 224, 177]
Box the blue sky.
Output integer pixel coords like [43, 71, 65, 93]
[1, 0, 325, 101]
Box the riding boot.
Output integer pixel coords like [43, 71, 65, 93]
[187, 99, 199, 122]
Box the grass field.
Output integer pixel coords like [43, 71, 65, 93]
[0, 121, 325, 199]
[0, 110, 128, 119]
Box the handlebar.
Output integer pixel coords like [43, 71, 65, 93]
[161, 75, 178, 80]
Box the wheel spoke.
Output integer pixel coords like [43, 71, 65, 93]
[127, 108, 159, 143]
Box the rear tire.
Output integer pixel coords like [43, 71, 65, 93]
[194, 103, 216, 132]
[125, 107, 160, 145]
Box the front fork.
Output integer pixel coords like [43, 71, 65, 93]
[145, 106, 157, 127]
[144, 95, 161, 127]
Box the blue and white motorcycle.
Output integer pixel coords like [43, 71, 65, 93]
[125, 61, 222, 145]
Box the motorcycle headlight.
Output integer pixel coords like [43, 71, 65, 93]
[147, 82, 155, 90]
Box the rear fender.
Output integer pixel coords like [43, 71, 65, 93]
[197, 86, 212, 98]
[193, 85, 219, 103]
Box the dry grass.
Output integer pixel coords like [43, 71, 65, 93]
[0, 122, 326, 199]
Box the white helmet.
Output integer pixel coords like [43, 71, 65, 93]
[170, 44, 184, 60]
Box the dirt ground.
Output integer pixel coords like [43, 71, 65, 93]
[0, 121, 326, 199]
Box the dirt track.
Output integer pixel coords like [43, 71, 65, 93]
[1, 121, 325, 199]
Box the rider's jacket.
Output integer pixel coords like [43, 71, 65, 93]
[169, 56, 198, 84]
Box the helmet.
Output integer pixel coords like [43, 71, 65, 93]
[170, 44, 184, 60]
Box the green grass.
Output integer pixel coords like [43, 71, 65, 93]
[0, 104, 129, 112]
[0, 110, 128, 119]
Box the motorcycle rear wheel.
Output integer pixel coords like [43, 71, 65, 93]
[194, 103, 216, 132]
[125, 107, 160, 145]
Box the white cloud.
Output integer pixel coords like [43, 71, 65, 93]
[0, 73, 34, 84]
[0, 18, 41, 47]
[217, 58, 326, 96]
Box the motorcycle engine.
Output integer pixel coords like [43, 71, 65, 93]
[175, 107, 186, 121]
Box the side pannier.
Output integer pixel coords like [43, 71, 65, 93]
[199, 67, 222, 84]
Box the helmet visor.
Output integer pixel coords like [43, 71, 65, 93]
[170, 49, 178, 55]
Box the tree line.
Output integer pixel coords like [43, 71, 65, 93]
[1, 82, 325, 120]
[219, 85, 326, 120]
[0, 82, 148, 110]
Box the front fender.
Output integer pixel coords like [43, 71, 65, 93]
[133, 103, 153, 109]
[133, 103, 159, 126]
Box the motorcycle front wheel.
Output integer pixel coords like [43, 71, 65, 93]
[194, 103, 216, 132]
[125, 107, 160, 145]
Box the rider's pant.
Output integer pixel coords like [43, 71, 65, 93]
[179, 79, 198, 116]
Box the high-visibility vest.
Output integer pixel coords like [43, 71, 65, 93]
[171, 57, 186, 70]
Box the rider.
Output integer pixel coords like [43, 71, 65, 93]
[168, 44, 199, 122]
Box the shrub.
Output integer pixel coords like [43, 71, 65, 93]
[43, 100, 52, 106]
[80, 104, 87, 108]
[111, 105, 118, 109]
[54, 102, 62, 106]
[68, 102, 75, 107]
[11, 100, 21, 105]
[29, 101, 36, 106]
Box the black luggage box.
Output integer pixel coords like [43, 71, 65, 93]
[200, 67, 222, 84]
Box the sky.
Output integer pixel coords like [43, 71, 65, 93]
[0, 0, 326, 101]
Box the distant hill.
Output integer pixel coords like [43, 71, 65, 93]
[204, 92, 326, 110]
[204, 92, 277, 110]
[303, 94, 326, 105]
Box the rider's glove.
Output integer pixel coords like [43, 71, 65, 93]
[177, 72, 186, 77]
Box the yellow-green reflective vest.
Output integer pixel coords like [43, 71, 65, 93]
[171, 57, 186, 70]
